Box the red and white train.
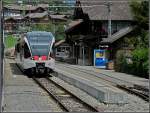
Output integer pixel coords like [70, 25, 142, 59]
[15, 31, 55, 75]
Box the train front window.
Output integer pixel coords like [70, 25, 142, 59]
[29, 36, 52, 43]
[26, 32, 54, 56]
[30, 44, 50, 56]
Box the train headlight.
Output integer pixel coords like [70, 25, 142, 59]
[33, 56, 39, 60]
[41, 56, 47, 60]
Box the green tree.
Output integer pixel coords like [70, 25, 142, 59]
[130, 0, 149, 30]
[130, 0, 149, 48]
[125, 0, 149, 78]
[131, 48, 148, 78]
[31, 22, 67, 41]
[31, 22, 53, 32]
[116, 1, 149, 78]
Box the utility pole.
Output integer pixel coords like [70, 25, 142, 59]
[107, 2, 112, 38]
[0, 0, 4, 112]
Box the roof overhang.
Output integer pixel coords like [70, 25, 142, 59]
[55, 40, 66, 47]
[100, 26, 134, 44]
[65, 19, 83, 34]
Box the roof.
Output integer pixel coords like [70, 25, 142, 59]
[77, 0, 133, 20]
[101, 26, 134, 44]
[4, 4, 48, 11]
[49, 15, 67, 21]
[5, 16, 24, 21]
[65, 19, 83, 32]
[4, 11, 67, 21]
[24, 11, 67, 20]
[55, 40, 66, 47]
[25, 11, 48, 19]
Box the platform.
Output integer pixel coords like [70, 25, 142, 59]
[69, 65, 149, 89]
[54, 66, 128, 104]
[3, 59, 62, 112]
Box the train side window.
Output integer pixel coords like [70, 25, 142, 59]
[52, 45, 55, 51]
[57, 47, 61, 52]
[24, 43, 31, 58]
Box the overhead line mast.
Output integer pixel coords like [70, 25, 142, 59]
[0, 0, 4, 112]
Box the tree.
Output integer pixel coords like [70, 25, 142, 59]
[130, 0, 149, 30]
[129, 0, 149, 48]
[31, 22, 67, 41]
[126, 0, 149, 78]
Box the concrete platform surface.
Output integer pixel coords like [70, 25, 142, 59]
[77, 65, 148, 87]
[54, 67, 128, 104]
[3, 59, 62, 112]
[56, 62, 149, 89]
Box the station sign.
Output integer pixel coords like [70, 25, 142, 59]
[94, 49, 107, 68]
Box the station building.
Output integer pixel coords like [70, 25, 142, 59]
[65, 0, 136, 68]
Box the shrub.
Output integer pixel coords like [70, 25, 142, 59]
[131, 48, 149, 78]
[114, 50, 126, 72]
[5, 35, 17, 48]
[114, 48, 149, 78]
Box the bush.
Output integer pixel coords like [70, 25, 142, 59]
[5, 35, 17, 48]
[114, 50, 126, 72]
[114, 48, 149, 78]
[131, 48, 149, 78]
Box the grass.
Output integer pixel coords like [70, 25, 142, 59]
[5, 35, 17, 48]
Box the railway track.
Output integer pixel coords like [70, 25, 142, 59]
[56, 63, 149, 102]
[33, 76, 100, 112]
[15, 61, 100, 112]
[117, 85, 149, 102]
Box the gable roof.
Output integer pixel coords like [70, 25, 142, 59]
[77, 0, 133, 20]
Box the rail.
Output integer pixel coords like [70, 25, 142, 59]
[33, 76, 100, 112]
